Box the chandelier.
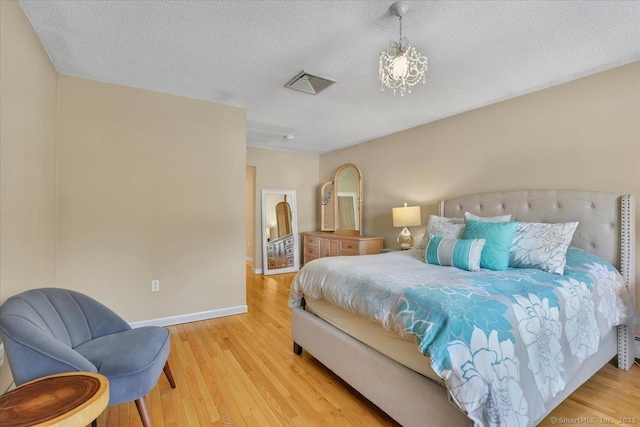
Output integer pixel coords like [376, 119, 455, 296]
[379, 1, 428, 96]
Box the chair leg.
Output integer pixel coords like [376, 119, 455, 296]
[135, 396, 152, 427]
[163, 361, 177, 389]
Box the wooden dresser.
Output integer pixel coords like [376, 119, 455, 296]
[266, 234, 294, 269]
[303, 231, 384, 264]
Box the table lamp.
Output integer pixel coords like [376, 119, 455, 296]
[392, 203, 421, 249]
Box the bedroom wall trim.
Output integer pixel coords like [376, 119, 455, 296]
[129, 305, 248, 328]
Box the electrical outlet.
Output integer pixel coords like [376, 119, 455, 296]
[0, 342, 4, 366]
[151, 280, 160, 292]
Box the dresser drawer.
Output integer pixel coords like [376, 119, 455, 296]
[304, 235, 319, 246]
[304, 253, 318, 264]
[339, 240, 359, 252]
[339, 249, 359, 256]
[304, 244, 318, 257]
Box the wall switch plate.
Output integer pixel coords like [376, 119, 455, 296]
[0, 342, 4, 366]
[151, 280, 160, 292]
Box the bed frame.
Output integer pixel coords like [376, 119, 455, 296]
[292, 190, 636, 427]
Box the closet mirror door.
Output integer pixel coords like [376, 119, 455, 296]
[262, 189, 300, 275]
[334, 163, 362, 235]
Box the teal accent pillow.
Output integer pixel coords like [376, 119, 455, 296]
[462, 219, 518, 271]
[425, 236, 486, 271]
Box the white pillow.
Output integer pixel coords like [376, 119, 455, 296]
[415, 215, 465, 250]
[509, 222, 579, 275]
[464, 212, 512, 223]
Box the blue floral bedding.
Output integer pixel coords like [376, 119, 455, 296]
[289, 247, 636, 427]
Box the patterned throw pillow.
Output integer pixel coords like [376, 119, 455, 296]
[509, 222, 579, 275]
[415, 215, 465, 250]
[462, 219, 519, 271]
[425, 237, 486, 272]
[464, 212, 512, 223]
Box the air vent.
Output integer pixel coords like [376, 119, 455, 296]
[285, 71, 335, 95]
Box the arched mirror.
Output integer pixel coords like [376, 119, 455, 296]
[334, 163, 362, 235]
[262, 189, 299, 275]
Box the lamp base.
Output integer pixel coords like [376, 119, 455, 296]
[396, 227, 414, 250]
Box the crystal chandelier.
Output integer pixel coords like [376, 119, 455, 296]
[379, 1, 428, 96]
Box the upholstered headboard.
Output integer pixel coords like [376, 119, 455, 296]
[438, 190, 635, 290]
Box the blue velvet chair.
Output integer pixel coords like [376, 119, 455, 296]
[0, 288, 176, 427]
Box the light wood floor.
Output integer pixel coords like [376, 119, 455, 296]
[96, 264, 640, 426]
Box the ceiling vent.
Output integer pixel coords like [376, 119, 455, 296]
[285, 71, 335, 95]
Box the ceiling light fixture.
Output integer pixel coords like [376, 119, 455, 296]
[379, 1, 428, 96]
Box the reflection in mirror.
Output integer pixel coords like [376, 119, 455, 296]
[337, 192, 358, 230]
[275, 201, 292, 236]
[262, 189, 299, 275]
[320, 181, 334, 231]
[334, 164, 362, 234]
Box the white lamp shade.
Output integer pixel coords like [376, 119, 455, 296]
[392, 205, 421, 227]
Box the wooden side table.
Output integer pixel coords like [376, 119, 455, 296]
[0, 372, 109, 427]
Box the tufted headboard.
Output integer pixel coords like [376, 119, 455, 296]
[438, 190, 635, 292]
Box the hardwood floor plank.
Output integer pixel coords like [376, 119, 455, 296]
[94, 264, 639, 426]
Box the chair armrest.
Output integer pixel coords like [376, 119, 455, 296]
[0, 320, 97, 386]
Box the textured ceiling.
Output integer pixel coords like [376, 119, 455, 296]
[19, 1, 640, 155]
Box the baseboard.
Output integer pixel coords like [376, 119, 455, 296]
[252, 267, 263, 274]
[129, 305, 248, 328]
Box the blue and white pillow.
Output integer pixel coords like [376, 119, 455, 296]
[426, 237, 486, 272]
[509, 221, 579, 274]
[462, 219, 519, 271]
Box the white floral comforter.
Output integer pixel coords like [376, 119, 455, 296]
[288, 247, 636, 427]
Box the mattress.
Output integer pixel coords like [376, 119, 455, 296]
[305, 297, 444, 385]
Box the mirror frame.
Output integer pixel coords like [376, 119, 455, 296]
[320, 181, 334, 231]
[261, 189, 300, 275]
[333, 163, 363, 236]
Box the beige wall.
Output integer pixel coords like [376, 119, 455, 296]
[247, 148, 319, 271]
[56, 76, 247, 322]
[246, 166, 255, 261]
[320, 62, 640, 304]
[0, 1, 59, 391]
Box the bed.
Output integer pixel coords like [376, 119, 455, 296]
[289, 190, 637, 427]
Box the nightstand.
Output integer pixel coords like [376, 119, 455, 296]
[380, 248, 403, 253]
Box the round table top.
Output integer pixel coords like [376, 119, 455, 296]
[0, 372, 109, 427]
